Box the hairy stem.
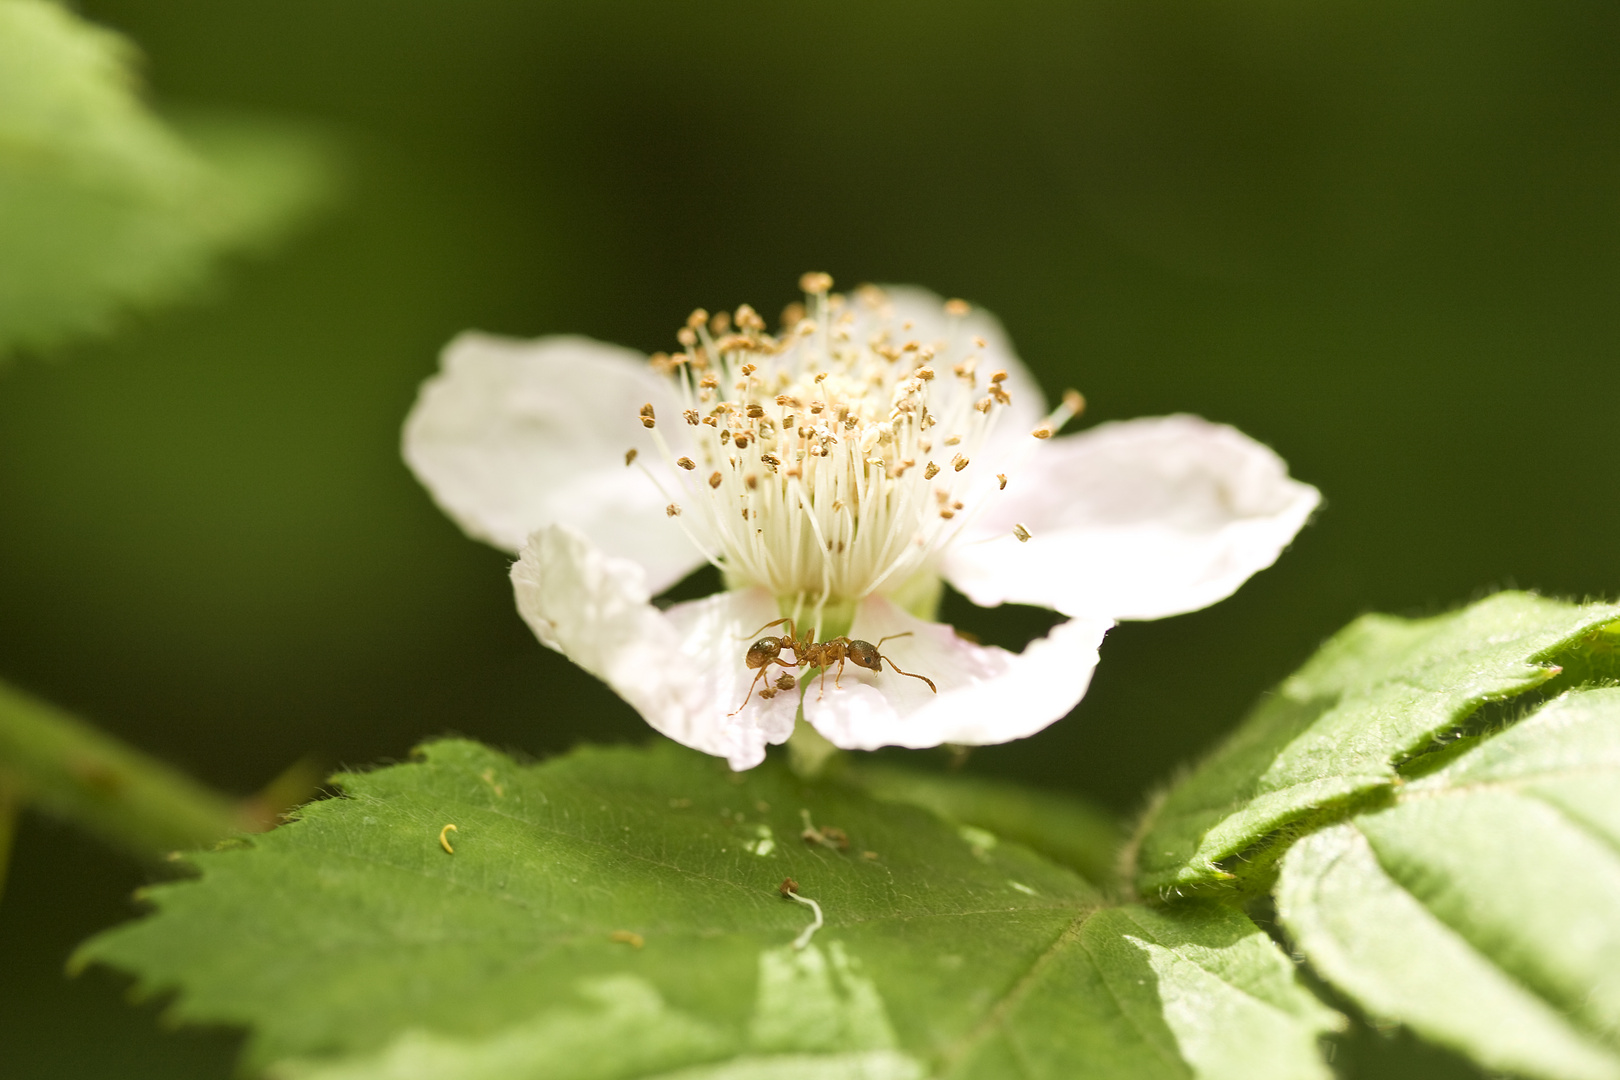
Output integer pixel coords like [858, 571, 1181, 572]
[0, 678, 248, 859]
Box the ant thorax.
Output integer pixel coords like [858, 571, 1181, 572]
[631, 275, 1082, 626]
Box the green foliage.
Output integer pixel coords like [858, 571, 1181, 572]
[1133, 592, 1620, 897]
[1277, 687, 1620, 1080]
[0, 677, 246, 858]
[839, 760, 1124, 887]
[81, 740, 1336, 1080]
[0, 0, 331, 356]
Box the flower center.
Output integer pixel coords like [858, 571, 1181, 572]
[635, 275, 1074, 632]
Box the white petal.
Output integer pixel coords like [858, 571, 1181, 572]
[404, 332, 705, 595]
[881, 285, 1047, 463]
[943, 414, 1320, 621]
[802, 595, 1111, 751]
[511, 525, 798, 770]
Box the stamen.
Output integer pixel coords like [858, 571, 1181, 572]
[631, 275, 1083, 619]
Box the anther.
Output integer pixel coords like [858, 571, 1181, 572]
[1032, 425, 1053, 439]
[740, 363, 757, 376]
[699, 373, 719, 389]
[1063, 389, 1085, 415]
[666, 504, 681, 517]
[1013, 524, 1032, 542]
[799, 271, 833, 294]
[639, 403, 656, 428]
[746, 403, 765, 419]
[944, 298, 970, 317]
[676, 457, 696, 470]
[953, 454, 969, 472]
[687, 308, 709, 329]
[624, 448, 638, 466]
[710, 310, 732, 335]
[990, 370, 1008, 384]
[916, 367, 935, 381]
[709, 471, 723, 489]
[923, 462, 940, 480]
[975, 398, 992, 413]
[677, 327, 697, 347]
[733, 433, 750, 449]
[720, 429, 731, 445]
[775, 673, 796, 691]
[997, 473, 1007, 490]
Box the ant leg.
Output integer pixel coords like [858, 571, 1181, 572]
[834, 656, 847, 689]
[739, 616, 794, 641]
[880, 655, 938, 694]
[817, 663, 829, 701]
[729, 666, 770, 716]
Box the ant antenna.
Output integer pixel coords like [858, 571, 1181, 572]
[873, 634, 937, 693]
[883, 658, 937, 693]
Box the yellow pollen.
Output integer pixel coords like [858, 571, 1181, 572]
[635, 276, 1078, 613]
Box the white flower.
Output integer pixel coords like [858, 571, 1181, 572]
[404, 277, 1319, 769]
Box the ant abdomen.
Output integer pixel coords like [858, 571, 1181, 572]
[746, 638, 782, 669]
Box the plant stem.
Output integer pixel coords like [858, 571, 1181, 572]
[785, 719, 842, 779]
[0, 678, 247, 860]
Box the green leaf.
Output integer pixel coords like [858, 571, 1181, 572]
[1276, 687, 1620, 1080]
[0, 0, 332, 356]
[839, 760, 1124, 887]
[1133, 592, 1620, 897]
[0, 677, 247, 858]
[80, 740, 1337, 1080]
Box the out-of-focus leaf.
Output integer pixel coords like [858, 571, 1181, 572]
[80, 739, 1337, 1080]
[1277, 687, 1620, 1080]
[1133, 593, 1620, 897]
[0, 0, 332, 356]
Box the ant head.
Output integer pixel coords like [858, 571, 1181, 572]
[746, 638, 782, 669]
[846, 639, 883, 671]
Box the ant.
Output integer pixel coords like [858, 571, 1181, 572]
[730, 617, 937, 714]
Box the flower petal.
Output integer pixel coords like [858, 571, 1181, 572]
[511, 525, 798, 770]
[801, 595, 1112, 751]
[942, 414, 1320, 621]
[405, 332, 704, 595]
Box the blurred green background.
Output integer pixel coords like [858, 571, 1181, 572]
[2, 1, 1616, 1075]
